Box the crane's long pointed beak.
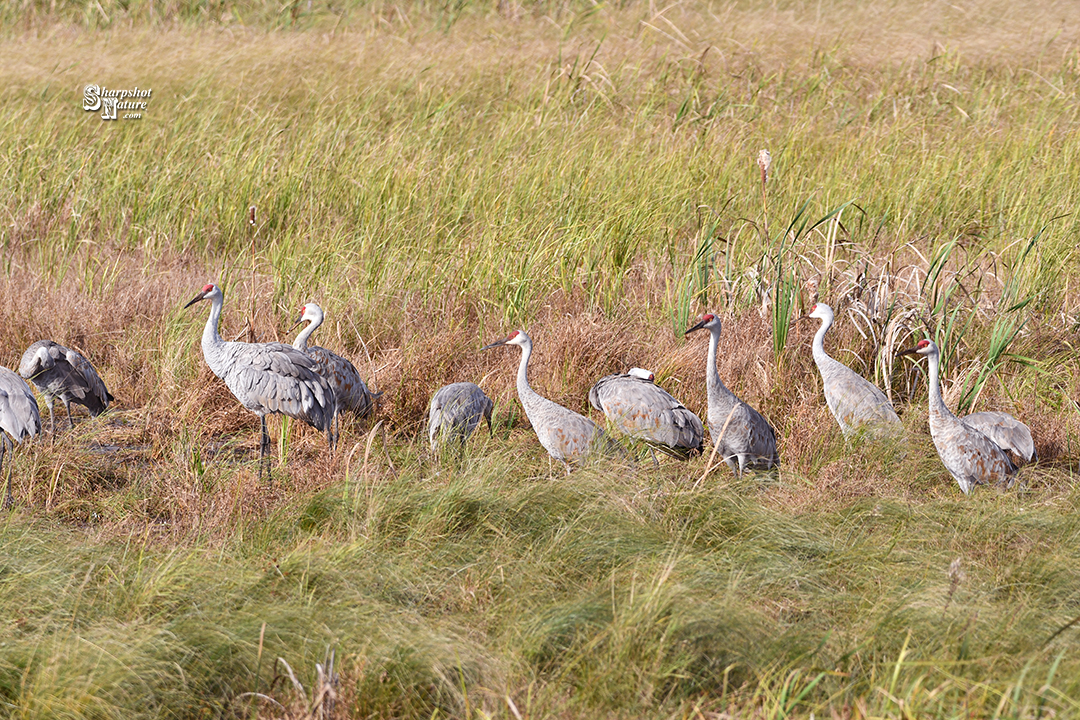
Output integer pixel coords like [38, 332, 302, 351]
[183, 291, 208, 309]
[290, 315, 304, 331]
[684, 319, 708, 336]
[481, 338, 509, 351]
[897, 346, 920, 357]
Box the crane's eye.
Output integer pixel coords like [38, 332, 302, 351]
[918, 340, 930, 349]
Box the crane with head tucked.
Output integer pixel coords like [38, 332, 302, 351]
[685, 313, 778, 475]
[185, 284, 336, 480]
[292, 302, 379, 434]
[481, 330, 623, 471]
[427, 382, 494, 457]
[807, 303, 902, 438]
[899, 339, 1022, 494]
[18, 340, 112, 433]
[588, 370, 703, 460]
[0, 367, 41, 509]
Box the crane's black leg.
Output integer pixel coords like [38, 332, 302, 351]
[259, 416, 272, 483]
[1, 436, 10, 510]
[64, 398, 74, 430]
[46, 399, 56, 436]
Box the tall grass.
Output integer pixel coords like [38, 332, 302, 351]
[0, 0, 1079, 717]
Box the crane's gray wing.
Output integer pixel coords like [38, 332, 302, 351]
[590, 374, 703, 456]
[222, 342, 335, 432]
[818, 356, 900, 436]
[307, 345, 376, 419]
[962, 411, 1036, 464]
[0, 368, 41, 442]
[61, 347, 113, 413]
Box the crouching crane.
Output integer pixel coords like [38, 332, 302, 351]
[428, 382, 494, 457]
[899, 339, 1026, 494]
[481, 330, 623, 472]
[685, 314, 778, 475]
[185, 284, 336, 480]
[18, 340, 112, 433]
[588, 370, 703, 460]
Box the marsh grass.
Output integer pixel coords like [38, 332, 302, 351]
[1, 0, 1080, 716]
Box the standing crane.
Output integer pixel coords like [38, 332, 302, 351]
[588, 370, 704, 459]
[18, 340, 113, 433]
[292, 303, 380, 435]
[481, 330, 623, 471]
[685, 313, 778, 475]
[0, 367, 41, 509]
[808, 303, 902, 438]
[898, 339, 1019, 494]
[185, 284, 336, 480]
[427, 382, 494, 457]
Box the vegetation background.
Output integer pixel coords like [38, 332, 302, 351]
[2, 0, 1080, 716]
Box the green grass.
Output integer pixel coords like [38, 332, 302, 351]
[1, 0, 1080, 716]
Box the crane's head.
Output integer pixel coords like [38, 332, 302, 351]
[628, 367, 655, 381]
[808, 303, 833, 322]
[898, 338, 937, 359]
[685, 313, 721, 336]
[292, 302, 324, 330]
[481, 329, 529, 351]
[184, 283, 221, 309]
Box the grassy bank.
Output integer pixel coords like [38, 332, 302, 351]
[1, 0, 1080, 716]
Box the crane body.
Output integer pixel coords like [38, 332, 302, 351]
[292, 303, 379, 432]
[186, 284, 336, 480]
[19, 340, 112, 432]
[685, 314, 778, 475]
[899, 339, 1017, 494]
[428, 382, 494, 454]
[588, 372, 703, 459]
[482, 330, 623, 470]
[0, 367, 41, 508]
[808, 304, 902, 438]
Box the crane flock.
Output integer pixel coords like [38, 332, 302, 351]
[0, 286, 1044, 507]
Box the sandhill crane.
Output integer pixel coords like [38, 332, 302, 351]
[588, 371, 704, 459]
[292, 303, 380, 434]
[685, 313, 778, 475]
[428, 382, 494, 456]
[185, 284, 336, 480]
[0, 367, 41, 509]
[808, 303, 902, 438]
[481, 330, 623, 471]
[18, 340, 112, 433]
[899, 339, 1018, 494]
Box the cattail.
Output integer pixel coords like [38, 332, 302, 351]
[757, 149, 772, 183]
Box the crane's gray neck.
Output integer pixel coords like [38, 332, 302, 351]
[201, 293, 228, 378]
[926, 349, 953, 423]
[811, 314, 832, 365]
[515, 338, 539, 405]
[294, 319, 318, 352]
[706, 327, 732, 400]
